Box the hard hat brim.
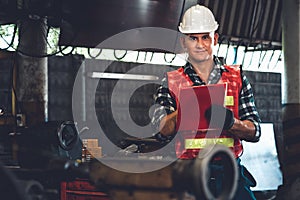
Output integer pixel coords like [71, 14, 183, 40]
[178, 25, 219, 34]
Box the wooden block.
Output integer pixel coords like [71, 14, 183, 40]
[82, 139, 99, 148]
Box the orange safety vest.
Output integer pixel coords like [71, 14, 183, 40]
[167, 65, 243, 159]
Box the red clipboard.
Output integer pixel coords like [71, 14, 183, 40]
[176, 83, 227, 131]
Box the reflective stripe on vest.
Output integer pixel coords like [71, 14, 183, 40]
[185, 138, 234, 149]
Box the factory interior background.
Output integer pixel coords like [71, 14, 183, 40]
[0, 0, 299, 200]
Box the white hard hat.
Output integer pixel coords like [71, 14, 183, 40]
[178, 5, 219, 34]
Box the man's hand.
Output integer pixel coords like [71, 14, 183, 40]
[159, 110, 178, 136]
[205, 105, 235, 130]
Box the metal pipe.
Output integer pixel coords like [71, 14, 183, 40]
[16, 17, 48, 126]
[282, 0, 300, 188]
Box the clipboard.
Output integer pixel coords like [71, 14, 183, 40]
[176, 83, 227, 131]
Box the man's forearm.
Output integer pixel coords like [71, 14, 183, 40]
[228, 119, 258, 142]
[159, 110, 178, 136]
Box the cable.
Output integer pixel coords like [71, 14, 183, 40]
[6, 17, 79, 58]
[241, 45, 247, 66]
[0, 24, 18, 50]
[233, 40, 242, 64]
[164, 53, 176, 63]
[258, 43, 267, 68]
[149, 52, 154, 62]
[113, 49, 127, 60]
[44, 25, 61, 54]
[59, 45, 75, 56]
[217, 36, 225, 56]
[144, 51, 147, 62]
[88, 47, 102, 59]
[273, 51, 282, 70]
[171, 0, 186, 54]
[266, 49, 275, 69]
[224, 38, 231, 62]
[247, 46, 256, 69]
[178, 0, 186, 28]
[136, 50, 140, 62]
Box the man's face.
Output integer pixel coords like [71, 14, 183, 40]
[182, 32, 219, 63]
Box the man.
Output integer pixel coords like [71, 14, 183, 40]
[152, 4, 261, 200]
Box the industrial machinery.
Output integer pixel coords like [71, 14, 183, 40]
[1, 143, 238, 200]
[0, 120, 84, 199]
[15, 120, 82, 168]
[88, 144, 238, 200]
[0, 118, 238, 200]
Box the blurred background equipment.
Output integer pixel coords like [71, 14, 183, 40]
[88, 144, 238, 200]
[0, 160, 30, 200]
[16, 120, 82, 168]
[0, 144, 239, 200]
[0, 121, 83, 200]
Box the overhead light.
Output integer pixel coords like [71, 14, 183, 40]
[87, 72, 159, 81]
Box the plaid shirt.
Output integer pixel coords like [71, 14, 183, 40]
[152, 56, 261, 141]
